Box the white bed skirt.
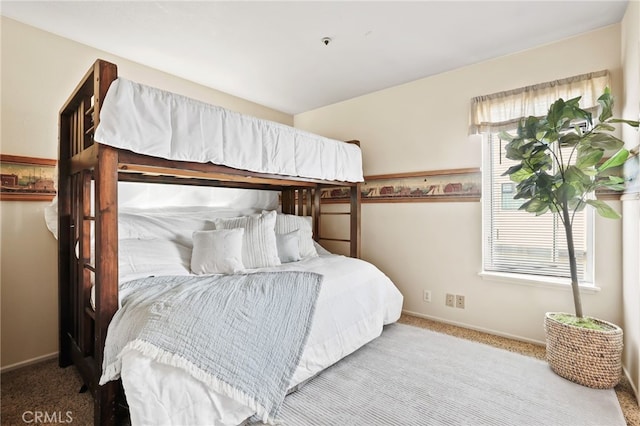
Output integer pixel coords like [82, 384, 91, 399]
[94, 78, 364, 182]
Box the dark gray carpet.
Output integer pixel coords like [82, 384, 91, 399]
[273, 323, 625, 426]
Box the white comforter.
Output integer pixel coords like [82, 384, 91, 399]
[94, 78, 364, 182]
[119, 254, 403, 426]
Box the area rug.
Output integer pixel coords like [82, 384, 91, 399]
[275, 323, 625, 426]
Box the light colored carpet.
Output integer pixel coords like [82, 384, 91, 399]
[3, 317, 635, 425]
[274, 323, 626, 426]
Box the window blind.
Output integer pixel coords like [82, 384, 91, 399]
[482, 133, 593, 281]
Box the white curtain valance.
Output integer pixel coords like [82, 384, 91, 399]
[469, 70, 610, 134]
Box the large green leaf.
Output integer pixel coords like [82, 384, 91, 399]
[556, 182, 577, 202]
[595, 176, 625, 191]
[597, 88, 613, 122]
[598, 149, 629, 172]
[504, 147, 524, 161]
[586, 199, 621, 219]
[569, 198, 587, 211]
[509, 167, 534, 183]
[547, 99, 565, 127]
[609, 118, 640, 128]
[565, 96, 582, 107]
[520, 141, 539, 158]
[521, 198, 550, 215]
[564, 110, 590, 126]
[599, 182, 625, 191]
[515, 175, 539, 196]
[576, 149, 603, 169]
[565, 165, 593, 186]
[523, 116, 541, 138]
[543, 130, 559, 143]
[527, 150, 552, 170]
[584, 133, 624, 150]
[592, 122, 615, 132]
[559, 132, 580, 147]
[498, 131, 515, 142]
[502, 164, 523, 177]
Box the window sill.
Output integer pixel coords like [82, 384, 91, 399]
[478, 271, 601, 293]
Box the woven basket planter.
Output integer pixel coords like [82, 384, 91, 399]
[544, 312, 623, 389]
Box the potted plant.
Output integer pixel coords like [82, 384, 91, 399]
[501, 88, 639, 388]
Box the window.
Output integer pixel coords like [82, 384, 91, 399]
[500, 183, 521, 210]
[482, 131, 593, 281]
[470, 71, 609, 284]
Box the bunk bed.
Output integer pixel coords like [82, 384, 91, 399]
[58, 59, 402, 425]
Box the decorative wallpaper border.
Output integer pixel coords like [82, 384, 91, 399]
[322, 168, 481, 203]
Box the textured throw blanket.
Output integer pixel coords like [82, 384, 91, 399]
[99, 272, 323, 424]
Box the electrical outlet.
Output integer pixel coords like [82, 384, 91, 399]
[445, 293, 455, 307]
[423, 290, 431, 303]
[456, 295, 465, 309]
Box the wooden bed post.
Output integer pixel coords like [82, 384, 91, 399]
[92, 60, 120, 426]
[346, 140, 362, 259]
[58, 104, 73, 368]
[350, 183, 361, 258]
[313, 187, 322, 244]
[93, 144, 119, 425]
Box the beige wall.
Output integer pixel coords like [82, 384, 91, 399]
[296, 25, 626, 345]
[621, 0, 640, 400]
[0, 17, 292, 369]
[1, 14, 636, 389]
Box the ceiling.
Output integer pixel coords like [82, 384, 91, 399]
[1, 1, 629, 115]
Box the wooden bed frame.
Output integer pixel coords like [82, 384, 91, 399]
[58, 59, 361, 425]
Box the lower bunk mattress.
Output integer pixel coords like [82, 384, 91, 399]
[99, 253, 403, 425]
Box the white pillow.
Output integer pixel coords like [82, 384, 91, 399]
[119, 212, 217, 248]
[119, 238, 192, 282]
[191, 229, 245, 274]
[214, 211, 281, 268]
[269, 212, 318, 258]
[276, 230, 302, 263]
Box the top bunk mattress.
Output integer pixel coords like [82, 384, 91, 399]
[94, 78, 364, 182]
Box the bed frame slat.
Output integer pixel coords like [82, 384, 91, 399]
[80, 171, 93, 355]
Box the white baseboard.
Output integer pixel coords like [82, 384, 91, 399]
[1, 352, 58, 374]
[402, 310, 546, 346]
